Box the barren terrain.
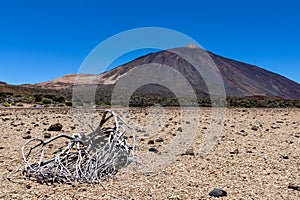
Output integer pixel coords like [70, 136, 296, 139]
[0, 108, 299, 199]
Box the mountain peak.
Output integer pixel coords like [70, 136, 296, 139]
[185, 43, 200, 48]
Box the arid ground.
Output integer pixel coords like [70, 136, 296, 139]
[0, 107, 299, 199]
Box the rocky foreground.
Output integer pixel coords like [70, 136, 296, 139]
[0, 108, 299, 199]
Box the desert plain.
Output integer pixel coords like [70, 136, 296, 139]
[0, 107, 299, 199]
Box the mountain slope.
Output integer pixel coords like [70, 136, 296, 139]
[98, 46, 300, 99]
[22, 46, 300, 99]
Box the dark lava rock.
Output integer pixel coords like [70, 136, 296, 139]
[177, 127, 183, 132]
[0, 147, 4, 150]
[209, 188, 227, 197]
[281, 155, 289, 159]
[155, 137, 164, 142]
[251, 125, 259, 131]
[148, 147, 159, 154]
[22, 135, 31, 139]
[246, 150, 253, 154]
[288, 184, 300, 191]
[48, 123, 63, 131]
[44, 132, 51, 138]
[148, 140, 155, 144]
[230, 149, 239, 154]
[25, 184, 31, 189]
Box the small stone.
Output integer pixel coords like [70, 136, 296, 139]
[230, 149, 239, 154]
[0, 147, 4, 150]
[148, 140, 155, 144]
[22, 135, 31, 139]
[288, 184, 300, 191]
[209, 188, 227, 197]
[286, 140, 294, 144]
[281, 155, 289, 159]
[44, 132, 51, 138]
[25, 184, 31, 189]
[149, 147, 159, 154]
[271, 125, 280, 129]
[236, 130, 248, 136]
[48, 123, 63, 131]
[251, 125, 259, 131]
[246, 150, 253, 153]
[155, 137, 164, 142]
[177, 127, 183, 132]
[183, 148, 195, 156]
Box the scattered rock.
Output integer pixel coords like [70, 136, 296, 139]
[208, 188, 227, 197]
[25, 184, 31, 189]
[0, 146, 4, 150]
[148, 147, 159, 154]
[271, 125, 280, 129]
[148, 140, 155, 144]
[155, 137, 164, 142]
[177, 127, 182, 132]
[48, 123, 63, 131]
[281, 155, 289, 159]
[251, 125, 259, 131]
[182, 148, 195, 156]
[230, 149, 239, 155]
[286, 140, 294, 144]
[288, 184, 300, 191]
[236, 130, 248, 136]
[44, 132, 51, 139]
[246, 150, 253, 153]
[292, 133, 300, 138]
[22, 135, 31, 139]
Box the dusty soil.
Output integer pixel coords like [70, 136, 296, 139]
[0, 107, 299, 199]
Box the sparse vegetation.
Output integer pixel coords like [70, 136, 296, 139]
[3, 102, 10, 107]
[1, 84, 300, 108]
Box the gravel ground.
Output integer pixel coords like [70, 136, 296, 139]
[0, 107, 299, 199]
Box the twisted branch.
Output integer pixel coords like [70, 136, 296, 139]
[8, 110, 138, 184]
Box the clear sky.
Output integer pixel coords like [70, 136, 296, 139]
[0, 0, 299, 84]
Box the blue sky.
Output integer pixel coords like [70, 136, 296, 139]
[0, 0, 299, 84]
